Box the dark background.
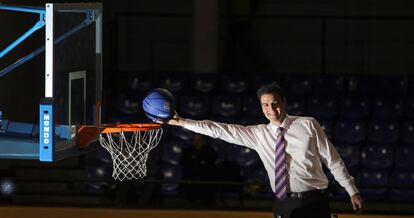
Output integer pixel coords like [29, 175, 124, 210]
[1, 0, 414, 215]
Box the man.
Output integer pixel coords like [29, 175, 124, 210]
[157, 83, 363, 218]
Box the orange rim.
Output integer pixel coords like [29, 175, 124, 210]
[77, 123, 161, 134]
[76, 123, 162, 148]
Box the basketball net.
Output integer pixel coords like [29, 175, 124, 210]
[99, 128, 163, 181]
[77, 124, 163, 181]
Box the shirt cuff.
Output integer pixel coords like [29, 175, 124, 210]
[183, 118, 197, 130]
[345, 183, 359, 197]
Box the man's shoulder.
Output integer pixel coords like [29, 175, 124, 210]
[246, 123, 268, 130]
[288, 115, 318, 125]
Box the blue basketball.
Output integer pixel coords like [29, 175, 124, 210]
[142, 88, 175, 121]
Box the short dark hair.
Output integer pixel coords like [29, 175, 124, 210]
[256, 83, 286, 102]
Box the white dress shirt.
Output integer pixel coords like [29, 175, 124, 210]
[183, 115, 359, 197]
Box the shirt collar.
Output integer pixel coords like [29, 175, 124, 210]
[269, 115, 293, 133]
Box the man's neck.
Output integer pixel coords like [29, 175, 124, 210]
[271, 114, 287, 126]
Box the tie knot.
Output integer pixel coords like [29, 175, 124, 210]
[277, 127, 284, 134]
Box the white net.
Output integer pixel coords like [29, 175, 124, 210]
[99, 128, 163, 181]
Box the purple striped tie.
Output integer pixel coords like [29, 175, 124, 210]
[275, 127, 287, 200]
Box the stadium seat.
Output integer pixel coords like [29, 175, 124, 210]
[190, 73, 219, 93]
[128, 72, 157, 92]
[242, 95, 262, 118]
[361, 145, 393, 170]
[357, 169, 389, 188]
[312, 74, 345, 97]
[250, 73, 284, 92]
[247, 166, 274, 198]
[307, 96, 338, 120]
[169, 126, 194, 141]
[215, 160, 243, 197]
[333, 120, 366, 145]
[372, 97, 404, 121]
[390, 189, 414, 202]
[400, 121, 414, 146]
[211, 94, 242, 119]
[228, 144, 259, 169]
[86, 164, 113, 179]
[366, 121, 399, 146]
[96, 146, 113, 164]
[391, 170, 414, 188]
[394, 146, 414, 170]
[158, 72, 189, 93]
[339, 96, 370, 121]
[220, 74, 250, 94]
[240, 116, 268, 126]
[286, 95, 307, 116]
[334, 144, 360, 170]
[330, 188, 348, 201]
[318, 119, 334, 140]
[358, 188, 388, 201]
[161, 139, 191, 165]
[208, 139, 228, 163]
[179, 93, 209, 119]
[347, 76, 370, 96]
[376, 75, 408, 96]
[115, 93, 141, 116]
[357, 170, 389, 201]
[85, 164, 113, 194]
[404, 97, 414, 121]
[347, 75, 408, 97]
[283, 74, 313, 96]
[160, 163, 182, 196]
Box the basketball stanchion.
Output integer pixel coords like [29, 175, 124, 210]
[77, 123, 163, 181]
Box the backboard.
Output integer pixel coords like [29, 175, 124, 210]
[0, 3, 103, 162]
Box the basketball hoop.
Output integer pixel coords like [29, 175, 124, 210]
[77, 123, 163, 181]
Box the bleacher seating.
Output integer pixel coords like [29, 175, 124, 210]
[190, 73, 219, 93]
[160, 163, 182, 196]
[400, 121, 414, 145]
[366, 121, 399, 146]
[242, 95, 262, 118]
[334, 120, 366, 145]
[339, 96, 371, 121]
[158, 72, 189, 93]
[395, 146, 414, 170]
[404, 97, 414, 120]
[128, 73, 157, 93]
[360, 144, 393, 170]
[283, 74, 313, 96]
[285, 95, 307, 116]
[162, 139, 191, 165]
[211, 94, 242, 121]
[312, 74, 344, 97]
[179, 93, 210, 119]
[334, 144, 360, 171]
[220, 74, 250, 94]
[372, 97, 404, 121]
[307, 96, 338, 120]
[357, 170, 389, 188]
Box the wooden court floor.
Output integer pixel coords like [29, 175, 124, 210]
[1, 207, 414, 218]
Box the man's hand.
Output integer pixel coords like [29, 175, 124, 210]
[351, 193, 363, 214]
[154, 112, 185, 127]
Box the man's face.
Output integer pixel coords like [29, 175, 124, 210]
[260, 92, 287, 124]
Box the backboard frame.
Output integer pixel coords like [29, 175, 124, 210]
[0, 3, 103, 162]
[39, 2, 103, 161]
